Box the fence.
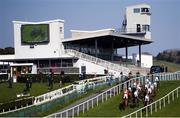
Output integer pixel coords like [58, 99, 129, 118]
[37, 67, 79, 74]
[0, 76, 114, 116]
[65, 49, 130, 75]
[122, 86, 180, 118]
[47, 71, 180, 118]
[1, 72, 179, 117]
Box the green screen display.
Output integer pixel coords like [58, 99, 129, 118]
[21, 24, 49, 44]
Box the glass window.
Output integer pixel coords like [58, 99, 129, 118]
[60, 27, 63, 33]
[141, 8, 149, 13]
[133, 8, 140, 13]
[142, 25, 150, 31]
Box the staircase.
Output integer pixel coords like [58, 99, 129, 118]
[65, 49, 130, 75]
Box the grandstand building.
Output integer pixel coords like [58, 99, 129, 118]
[0, 3, 152, 79]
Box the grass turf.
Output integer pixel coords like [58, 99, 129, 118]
[35, 84, 111, 117]
[150, 93, 180, 117]
[79, 80, 180, 117]
[153, 60, 180, 72]
[0, 82, 70, 103]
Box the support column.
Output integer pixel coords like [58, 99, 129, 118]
[95, 39, 98, 57]
[111, 41, 114, 61]
[125, 46, 128, 64]
[49, 59, 51, 68]
[139, 44, 142, 67]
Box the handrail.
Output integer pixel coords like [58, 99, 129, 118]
[122, 86, 180, 118]
[1, 72, 179, 116]
[65, 49, 130, 75]
[0, 75, 109, 115]
[46, 71, 180, 117]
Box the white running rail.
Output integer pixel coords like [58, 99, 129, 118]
[122, 86, 180, 118]
[65, 49, 130, 75]
[0, 76, 110, 115]
[46, 71, 180, 118]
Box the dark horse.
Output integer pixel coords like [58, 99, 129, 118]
[119, 100, 126, 111]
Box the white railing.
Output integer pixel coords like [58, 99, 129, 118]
[65, 49, 130, 75]
[46, 71, 180, 118]
[122, 86, 180, 118]
[34, 85, 75, 105]
[1, 72, 179, 116]
[0, 76, 110, 115]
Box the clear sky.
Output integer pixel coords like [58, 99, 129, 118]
[0, 0, 179, 56]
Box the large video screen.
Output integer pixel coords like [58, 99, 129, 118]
[21, 24, 49, 44]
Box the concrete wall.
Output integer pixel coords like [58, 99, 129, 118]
[126, 4, 151, 39]
[133, 53, 153, 68]
[74, 59, 120, 76]
[13, 20, 64, 59]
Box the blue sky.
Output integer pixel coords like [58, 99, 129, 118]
[0, 0, 179, 56]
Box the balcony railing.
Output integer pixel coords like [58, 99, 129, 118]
[65, 49, 130, 75]
[113, 28, 147, 34]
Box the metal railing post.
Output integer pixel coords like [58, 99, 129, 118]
[102, 94, 104, 103]
[77, 106, 79, 116]
[83, 103, 85, 114]
[66, 111, 68, 118]
[110, 90, 112, 98]
[72, 108, 74, 117]
[119, 85, 121, 94]
[146, 107, 148, 117]
[177, 89, 179, 98]
[159, 100, 161, 110]
[97, 97, 98, 106]
[114, 87, 115, 96]
[87, 101, 89, 110]
[92, 99, 94, 108]
[140, 110, 142, 118]
[106, 92, 107, 101]
[150, 105, 152, 115]
[155, 102, 157, 112]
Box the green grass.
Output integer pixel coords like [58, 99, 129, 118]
[0, 82, 70, 103]
[35, 84, 111, 117]
[154, 60, 180, 72]
[151, 96, 180, 117]
[79, 80, 180, 117]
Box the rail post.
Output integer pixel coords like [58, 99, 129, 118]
[83, 103, 84, 113]
[155, 102, 157, 112]
[77, 106, 79, 116]
[102, 94, 104, 103]
[146, 107, 148, 117]
[150, 105, 152, 115]
[163, 97, 165, 107]
[159, 100, 161, 110]
[97, 97, 98, 106]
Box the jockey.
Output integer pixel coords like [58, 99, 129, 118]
[123, 89, 129, 99]
[145, 77, 150, 84]
[155, 76, 159, 82]
[150, 84, 154, 91]
[154, 82, 157, 88]
[134, 90, 139, 98]
[145, 84, 148, 90]
[128, 87, 132, 92]
[133, 82, 137, 88]
[148, 81, 152, 86]
[148, 87, 152, 94]
[137, 82, 141, 91]
[155, 76, 160, 88]
[144, 93, 150, 106]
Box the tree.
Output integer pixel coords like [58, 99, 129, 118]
[0, 47, 14, 55]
